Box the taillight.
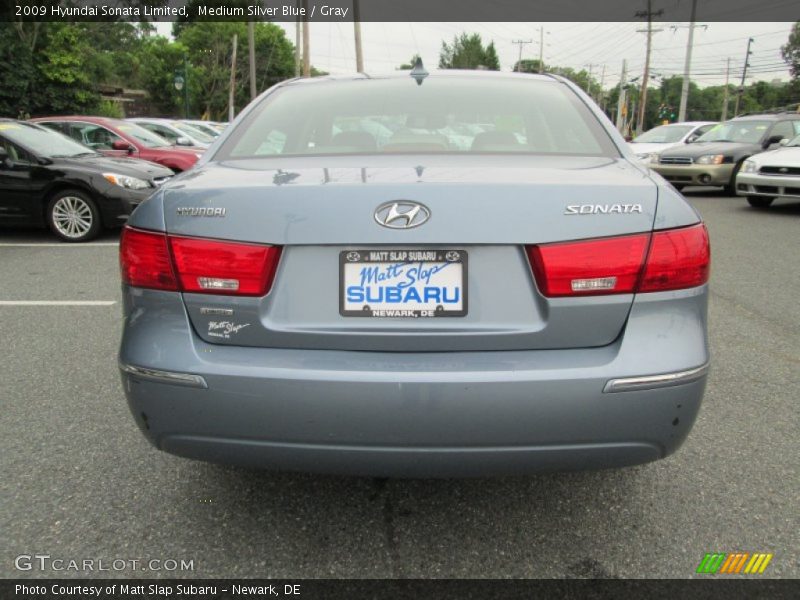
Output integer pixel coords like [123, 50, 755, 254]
[527, 223, 709, 297]
[120, 227, 178, 291]
[638, 224, 710, 292]
[169, 236, 281, 296]
[120, 226, 282, 296]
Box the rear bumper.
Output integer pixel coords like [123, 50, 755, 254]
[651, 163, 733, 187]
[736, 172, 800, 198]
[119, 287, 709, 477]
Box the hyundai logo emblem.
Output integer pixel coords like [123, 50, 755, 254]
[374, 201, 431, 229]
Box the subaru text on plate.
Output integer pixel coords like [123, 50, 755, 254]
[118, 68, 711, 477]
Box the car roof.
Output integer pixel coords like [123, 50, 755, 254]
[656, 121, 716, 126]
[31, 115, 123, 125]
[286, 69, 558, 87]
[731, 113, 800, 121]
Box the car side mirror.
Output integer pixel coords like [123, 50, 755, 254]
[112, 139, 134, 153]
[686, 134, 699, 143]
[763, 134, 785, 149]
[0, 146, 8, 168]
[779, 138, 789, 146]
[175, 136, 193, 147]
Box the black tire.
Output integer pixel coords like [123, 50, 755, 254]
[724, 162, 743, 196]
[46, 189, 102, 242]
[746, 196, 774, 208]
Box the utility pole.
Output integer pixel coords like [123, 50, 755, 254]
[674, 0, 706, 122]
[294, 0, 301, 77]
[721, 57, 731, 120]
[538, 26, 545, 73]
[733, 37, 753, 117]
[635, 0, 664, 134]
[599, 64, 607, 108]
[353, 0, 364, 72]
[248, 21, 256, 101]
[616, 59, 627, 132]
[228, 33, 238, 122]
[512, 39, 532, 72]
[302, 0, 310, 77]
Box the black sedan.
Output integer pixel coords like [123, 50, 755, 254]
[0, 120, 173, 242]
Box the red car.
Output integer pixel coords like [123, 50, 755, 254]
[30, 116, 202, 173]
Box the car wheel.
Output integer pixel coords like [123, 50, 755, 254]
[746, 196, 774, 208]
[724, 162, 743, 196]
[46, 190, 102, 242]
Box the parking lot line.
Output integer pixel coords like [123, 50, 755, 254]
[0, 301, 116, 306]
[0, 243, 118, 247]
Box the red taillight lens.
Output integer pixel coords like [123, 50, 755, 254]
[120, 227, 178, 291]
[639, 223, 710, 292]
[120, 226, 281, 296]
[527, 233, 650, 296]
[169, 236, 281, 296]
[527, 223, 710, 297]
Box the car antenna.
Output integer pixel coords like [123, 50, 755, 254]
[410, 57, 428, 86]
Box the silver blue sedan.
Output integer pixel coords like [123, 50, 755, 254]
[118, 69, 710, 477]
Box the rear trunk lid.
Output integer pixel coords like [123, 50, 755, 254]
[163, 154, 657, 351]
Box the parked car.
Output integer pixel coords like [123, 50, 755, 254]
[736, 133, 800, 207]
[0, 119, 172, 241]
[118, 70, 711, 477]
[652, 113, 800, 194]
[31, 116, 201, 173]
[629, 121, 717, 164]
[182, 120, 222, 138]
[128, 118, 214, 149]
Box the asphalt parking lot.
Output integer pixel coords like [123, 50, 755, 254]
[1, 190, 798, 579]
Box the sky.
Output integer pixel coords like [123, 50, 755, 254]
[155, 21, 796, 89]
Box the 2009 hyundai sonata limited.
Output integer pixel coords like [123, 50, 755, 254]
[118, 68, 710, 477]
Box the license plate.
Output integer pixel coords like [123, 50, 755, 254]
[340, 249, 467, 318]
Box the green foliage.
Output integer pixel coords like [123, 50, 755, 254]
[0, 23, 100, 117]
[781, 21, 800, 80]
[134, 36, 188, 116]
[176, 21, 295, 120]
[439, 33, 500, 70]
[93, 99, 124, 119]
[398, 54, 422, 70]
[513, 59, 545, 73]
[0, 19, 300, 120]
[548, 66, 602, 96]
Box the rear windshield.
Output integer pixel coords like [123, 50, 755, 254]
[216, 76, 618, 159]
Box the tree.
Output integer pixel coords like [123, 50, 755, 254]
[0, 23, 101, 117]
[439, 33, 500, 70]
[513, 59, 545, 73]
[781, 21, 800, 80]
[176, 22, 295, 119]
[134, 36, 189, 116]
[398, 54, 421, 70]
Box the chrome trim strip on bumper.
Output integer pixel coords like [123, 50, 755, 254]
[119, 362, 208, 389]
[603, 364, 709, 393]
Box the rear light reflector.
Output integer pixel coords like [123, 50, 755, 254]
[527, 233, 650, 296]
[169, 236, 282, 296]
[120, 227, 178, 291]
[120, 227, 281, 296]
[527, 223, 709, 297]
